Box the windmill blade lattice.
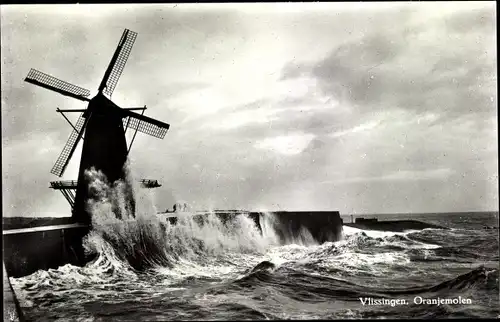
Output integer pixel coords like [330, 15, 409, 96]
[101, 29, 138, 98]
[51, 113, 87, 177]
[122, 114, 170, 139]
[25, 69, 91, 101]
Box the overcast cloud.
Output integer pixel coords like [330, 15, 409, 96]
[1, 2, 497, 217]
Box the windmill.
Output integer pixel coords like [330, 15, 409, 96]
[25, 28, 170, 225]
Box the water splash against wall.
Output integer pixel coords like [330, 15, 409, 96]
[80, 166, 308, 272]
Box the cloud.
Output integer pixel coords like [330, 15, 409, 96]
[282, 3, 496, 122]
[254, 133, 316, 155]
[1, 3, 497, 216]
[330, 120, 381, 138]
[327, 168, 455, 184]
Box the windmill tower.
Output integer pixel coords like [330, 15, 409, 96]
[25, 29, 170, 225]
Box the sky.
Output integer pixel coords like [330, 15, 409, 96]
[1, 2, 497, 217]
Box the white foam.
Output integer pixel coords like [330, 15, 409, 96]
[342, 225, 441, 249]
[343, 225, 409, 238]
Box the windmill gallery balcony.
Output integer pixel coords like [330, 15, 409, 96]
[50, 179, 161, 208]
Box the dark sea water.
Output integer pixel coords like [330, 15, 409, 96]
[10, 209, 499, 321]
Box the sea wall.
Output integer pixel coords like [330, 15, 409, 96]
[260, 211, 344, 244]
[3, 211, 343, 277]
[3, 224, 91, 278]
[3, 262, 24, 321]
[344, 220, 447, 232]
[180, 210, 344, 244]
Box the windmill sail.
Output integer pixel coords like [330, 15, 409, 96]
[51, 113, 88, 177]
[25, 69, 91, 102]
[98, 29, 138, 98]
[122, 110, 170, 139]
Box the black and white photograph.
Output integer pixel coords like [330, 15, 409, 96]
[2, 2, 498, 320]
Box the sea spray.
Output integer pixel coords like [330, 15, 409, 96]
[258, 210, 319, 247]
[83, 166, 173, 270]
[85, 167, 135, 223]
[80, 163, 340, 278]
[161, 212, 277, 258]
[81, 166, 289, 273]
